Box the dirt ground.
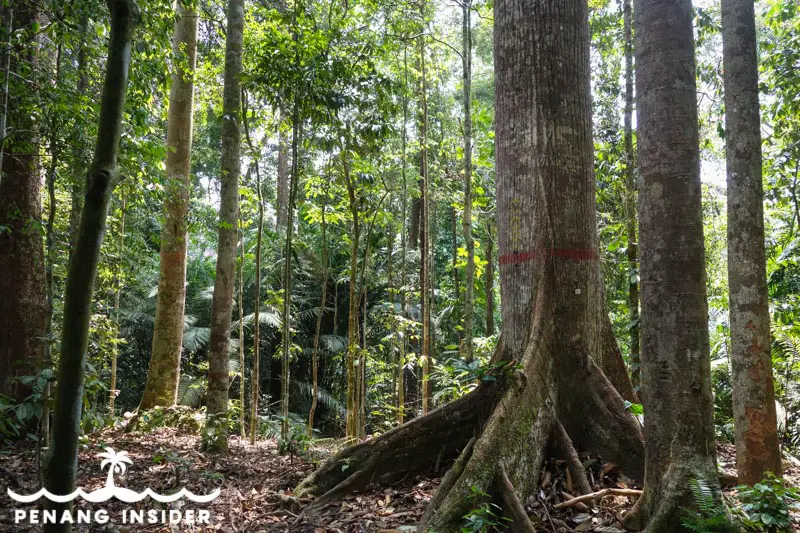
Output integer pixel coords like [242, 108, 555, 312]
[1, 427, 799, 532]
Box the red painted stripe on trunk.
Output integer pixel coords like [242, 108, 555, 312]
[498, 248, 599, 265]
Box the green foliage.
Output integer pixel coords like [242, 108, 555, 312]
[460, 486, 510, 533]
[735, 474, 799, 533]
[681, 479, 737, 533]
[278, 423, 311, 461]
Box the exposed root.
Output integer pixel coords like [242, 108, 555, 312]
[553, 420, 592, 497]
[417, 316, 644, 531]
[498, 467, 537, 533]
[554, 488, 642, 509]
[295, 381, 500, 505]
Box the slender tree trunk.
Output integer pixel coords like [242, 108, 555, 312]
[344, 145, 360, 440]
[398, 47, 409, 426]
[308, 189, 328, 437]
[281, 84, 301, 441]
[450, 206, 461, 347]
[625, 0, 731, 529]
[205, 0, 245, 453]
[250, 158, 264, 445]
[0, 0, 46, 402]
[238, 222, 246, 438]
[0, 6, 12, 176]
[41, 44, 62, 449]
[485, 219, 495, 336]
[109, 196, 126, 413]
[297, 6, 645, 527]
[242, 91, 264, 445]
[622, 0, 640, 392]
[141, 2, 198, 409]
[461, 0, 475, 361]
[43, 3, 138, 530]
[418, 4, 432, 415]
[275, 111, 289, 230]
[722, 0, 782, 485]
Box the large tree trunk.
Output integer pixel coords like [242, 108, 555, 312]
[297, 4, 644, 529]
[205, 0, 244, 453]
[624, 0, 731, 530]
[43, 2, 138, 531]
[0, 0, 46, 402]
[141, 1, 198, 410]
[721, 0, 782, 486]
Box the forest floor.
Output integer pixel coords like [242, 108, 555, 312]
[1, 426, 800, 532]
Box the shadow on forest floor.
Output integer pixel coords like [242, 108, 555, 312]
[1, 427, 800, 532]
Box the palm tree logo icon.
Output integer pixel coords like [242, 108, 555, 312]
[8, 447, 220, 503]
[99, 448, 132, 490]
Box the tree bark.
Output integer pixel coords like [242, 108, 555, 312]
[141, 2, 198, 409]
[297, 5, 645, 529]
[43, 2, 138, 531]
[205, 0, 244, 453]
[623, 0, 641, 392]
[0, 0, 46, 402]
[462, 0, 475, 361]
[418, 4, 432, 415]
[721, 0, 782, 485]
[624, 0, 731, 529]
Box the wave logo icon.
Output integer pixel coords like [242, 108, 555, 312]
[7, 448, 220, 504]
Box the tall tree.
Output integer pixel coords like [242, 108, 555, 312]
[342, 137, 360, 439]
[308, 184, 328, 437]
[296, 4, 644, 528]
[205, 0, 245, 453]
[141, 1, 199, 409]
[722, 0, 782, 484]
[242, 92, 265, 445]
[0, 0, 46, 402]
[418, 1, 432, 415]
[44, 2, 139, 530]
[624, 0, 731, 529]
[461, 0, 475, 361]
[623, 0, 640, 390]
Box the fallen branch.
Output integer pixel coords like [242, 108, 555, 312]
[554, 488, 642, 509]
